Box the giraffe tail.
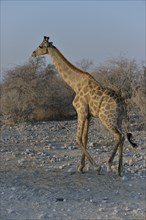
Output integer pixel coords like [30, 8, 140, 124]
[124, 106, 138, 148]
[126, 133, 138, 148]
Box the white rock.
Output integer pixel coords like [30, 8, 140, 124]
[11, 187, 16, 191]
[98, 207, 104, 212]
[7, 208, 14, 214]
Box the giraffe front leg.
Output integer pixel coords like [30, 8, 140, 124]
[73, 97, 100, 173]
[76, 116, 87, 173]
[78, 154, 85, 173]
[76, 115, 100, 173]
[78, 117, 91, 172]
[78, 118, 89, 172]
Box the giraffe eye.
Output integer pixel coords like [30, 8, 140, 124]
[39, 46, 43, 48]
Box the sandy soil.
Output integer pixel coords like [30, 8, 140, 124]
[0, 119, 146, 220]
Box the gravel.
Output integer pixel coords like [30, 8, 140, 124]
[0, 119, 146, 220]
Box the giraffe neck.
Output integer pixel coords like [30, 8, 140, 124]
[47, 47, 90, 93]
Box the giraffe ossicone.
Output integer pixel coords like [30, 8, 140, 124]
[32, 36, 137, 176]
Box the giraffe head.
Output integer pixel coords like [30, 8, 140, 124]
[32, 36, 54, 57]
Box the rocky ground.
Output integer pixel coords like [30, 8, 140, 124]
[0, 118, 146, 220]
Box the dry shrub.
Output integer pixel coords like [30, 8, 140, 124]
[31, 107, 73, 121]
[76, 58, 94, 71]
[0, 57, 43, 123]
[132, 67, 146, 127]
[0, 57, 75, 123]
[30, 65, 75, 121]
[93, 57, 145, 112]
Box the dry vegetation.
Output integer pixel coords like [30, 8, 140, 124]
[0, 57, 75, 123]
[0, 56, 145, 126]
[93, 57, 146, 127]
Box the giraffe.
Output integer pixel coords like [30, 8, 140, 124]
[32, 36, 137, 176]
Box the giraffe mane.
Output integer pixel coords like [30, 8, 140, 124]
[54, 47, 90, 76]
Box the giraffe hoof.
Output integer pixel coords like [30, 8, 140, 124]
[118, 169, 123, 177]
[77, 165, 84, 173]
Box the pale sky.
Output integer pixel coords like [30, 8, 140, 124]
[1, 0, 145, 73]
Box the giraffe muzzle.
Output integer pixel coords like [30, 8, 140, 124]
[32, 51, 37, 57]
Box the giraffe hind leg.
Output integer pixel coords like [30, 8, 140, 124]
[118, 136, 125, 176]
[108, 127, 125, 176]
